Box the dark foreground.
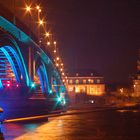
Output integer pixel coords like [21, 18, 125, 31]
[1, 107, 140, 140]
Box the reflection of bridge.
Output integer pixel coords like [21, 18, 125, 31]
[0, 16, 67, 119]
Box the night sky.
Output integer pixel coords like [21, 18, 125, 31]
[44, 0, 140, 84]
[1, 0, 140, 84]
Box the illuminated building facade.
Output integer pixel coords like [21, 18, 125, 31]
[66, 75, 105, 96]
[133, 49, 140, 97]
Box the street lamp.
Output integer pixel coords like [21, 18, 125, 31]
[39, 19, 44, 26]
[47, 41, 51, 46]
[25, 5, 32, 13]
[54, 41, 57, 45]
[56, 57, 60, 61]
[45, 32, 50, 37]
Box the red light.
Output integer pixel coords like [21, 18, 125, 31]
[7, 81, 10, 83]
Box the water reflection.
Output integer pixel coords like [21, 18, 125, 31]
[117, 109, 140, 113]
[2, 109, 140, 140]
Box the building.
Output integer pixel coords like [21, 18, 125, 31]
[66, 73, 105, 96]
[133, 49, 140, 97]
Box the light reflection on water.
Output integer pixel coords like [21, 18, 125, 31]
[117, 109, 140, 113]
[2, 109, 140, 140]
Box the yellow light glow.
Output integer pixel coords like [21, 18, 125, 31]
[45, 32, 50, 37]
[60, 68, 63, 72]
[47, 42, 50, 46]
[36, 5, 40, 10]
[56, 63, 59, 67]
[61, 63, 63, 66]
[54, 41, 56, 45]
[62, 72, 65, 76]
[39, 19, 44, 25]
[26, 5, 31, 12]
[134, 84, 136, 87]
[56, 57, 60, 61]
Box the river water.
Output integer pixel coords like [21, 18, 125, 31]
[1, 108, 140, 140]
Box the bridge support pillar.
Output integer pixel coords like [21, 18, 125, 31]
[28, 47, 35, 83]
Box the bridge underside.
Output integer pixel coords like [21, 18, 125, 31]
[0, 16, 68, 119]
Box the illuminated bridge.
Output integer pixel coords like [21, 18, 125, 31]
[0, 16, 67, 119]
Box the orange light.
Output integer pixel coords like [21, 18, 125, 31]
[54, 41, 56, 45]
[62, 72, 65, 76]
[47, 42, 50, 46]
[45, 32, 50, 37]
[54, 50, 56, 53]
[36, 5, 40, 10]
[56, 57, 60, 61]
[39, 19, 44, 25]
[56, 63, 59, 67]
[26, 5, 31, 12]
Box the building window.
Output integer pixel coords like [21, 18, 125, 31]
[90, 79, 94, 83]
[68, 86, 74, 92]
[69, 80, 73, 84]
[88, 79, 91, 83]
[76, 80, 79, 84]
[97, 79, 100, 83]
[83, 79, 86, 84]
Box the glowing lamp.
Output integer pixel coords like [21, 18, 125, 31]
[7, 84, 10, 87]
[31, 83, 35, 88]
[16, 84, 19, 87]
[63, 99, 66, 105]
[57, 97, 62, 102]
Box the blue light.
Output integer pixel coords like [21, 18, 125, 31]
[0, 47, 20, 82]
[31, 83, 35, 88]
[49, 90, 52, 94]
[0, 79, 3, 89]
[57, 97, 62, 102]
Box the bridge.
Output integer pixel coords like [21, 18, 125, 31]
[0, 12, 67, 118]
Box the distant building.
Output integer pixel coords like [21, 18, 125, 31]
[133, 49, 140, 97]
[66, 73, 105, 96]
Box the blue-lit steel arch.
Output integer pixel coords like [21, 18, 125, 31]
[0, 45, 28, 84]
[0, 16, 66, 97]
[36, 62, 51, 94]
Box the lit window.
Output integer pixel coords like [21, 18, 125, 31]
[75, 87, 80, 93]
[68, 86, 74, 92]
[69, 80, 73, 84]
[83, 79, 86, 84]
[97, 79, 100, 83]
[76, 80, 79, 84]
[90, 80, 94, 83]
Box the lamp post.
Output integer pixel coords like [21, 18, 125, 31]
[25, 4, 35, 82]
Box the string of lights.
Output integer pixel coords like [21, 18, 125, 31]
[24, 2, 67, 85]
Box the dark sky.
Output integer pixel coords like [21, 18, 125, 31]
[43, 0, 140, 84]
[1, 0, 140, 84]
